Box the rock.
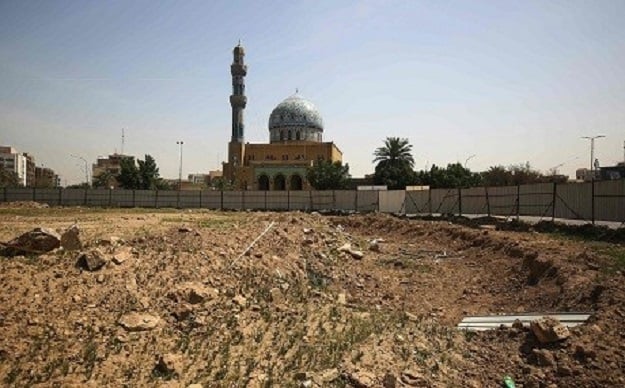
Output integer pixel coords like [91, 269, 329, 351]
[338, 243, 352, 253]
[76, 249, 108, 271]
[317, 368, 339, 383]
[60, 224, 82, 251]
[512, 319, 524, 329]
[368, 239, 381, 252]
[3, 227, 60, 255]
[557, 364, 573, 376]
[178, 227, 193, 233]
[99, 236, 121, 246]
[96, 274, 105, 283]
[401, 369, 428, 386]
[530, 317, 570, 343]
[404, 311, 419, 322]
[337, 293, 347, 305]
[350, 250, 364, 260]
[72, 295, 81, 303]
[118, 312, 160, 331]
[303, 228, 313, 234]
[168, 282, 217, 304]
[269, 288, 284, 304]
[533, 349, 555, 366]
[382, 373, 397, 388]
[346, 370, 376, 388]
[295, 371, 312, 381]
[154, 353, 182, 376]
[233, 295, 247, 308]
[187, 385, 203, 388]
[112, 248, 132, 265]
[172, 303, 194, 321]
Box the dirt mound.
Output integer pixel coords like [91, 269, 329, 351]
[0, 200, 49, 209]
[0, 209, 623, 387]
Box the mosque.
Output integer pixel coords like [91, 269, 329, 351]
[222, 43, 343, 190]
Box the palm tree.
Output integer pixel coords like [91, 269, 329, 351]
[373, 137, 414, 168]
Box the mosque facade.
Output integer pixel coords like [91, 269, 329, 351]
[222, 43, 343, 191]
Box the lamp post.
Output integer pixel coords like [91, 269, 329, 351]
[176, 141, 184, 190]
[581, 135, 605, 179]
[70, 154, 89, 186]
[464, 154, 476, 168]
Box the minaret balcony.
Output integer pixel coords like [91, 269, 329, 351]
[230, 64, 247, 76]
[230, 95, 247, 107]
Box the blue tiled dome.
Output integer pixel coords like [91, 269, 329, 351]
[268, 94, 324, 131]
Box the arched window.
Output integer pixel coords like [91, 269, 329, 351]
[288, 130, 292, 140]
[290, 175, 303, 190]
[274, 174, 286, 191]
[280, 130, 285, 141]
[258, 175, 269, 191]
[296, 131, 301, 140]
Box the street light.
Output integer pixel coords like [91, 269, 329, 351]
[464, 154, 476, 168]
[176, 141, 184, 190]
[581, 135, 605, 179]
[70, 154, 89, 186]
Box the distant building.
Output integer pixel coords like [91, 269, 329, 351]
[188, 170, 223, 186]
[600, 163, 625, 180]
[92, 153, 134, 188]
[0, 146, 31, 186]
[35, 166, 60, 188]
[575, 168, 595, 182]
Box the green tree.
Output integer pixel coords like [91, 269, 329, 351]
[117, 157, 140, 189]
[420, 163, 482, 188]
[138, 154, 161, 190]
[0, 169, 20, 188]
[372, 137, 416, 189]
[306, 160, 350, 190]
[92, 171, 117, 189]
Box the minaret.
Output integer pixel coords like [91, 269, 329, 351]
[230, 42, 247, 142]
[226, 42, 247, 187]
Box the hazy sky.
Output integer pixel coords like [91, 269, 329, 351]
[1, 0, 624, 184]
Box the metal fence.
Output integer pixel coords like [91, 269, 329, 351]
[1, 181, 624, 224]
[405, 180, 625, 224]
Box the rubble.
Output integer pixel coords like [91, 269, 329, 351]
[118, 312, 160, 331]
[530, 317, 570, 343]
[60, 224, 82, 251]
[75, 249, 108, 271]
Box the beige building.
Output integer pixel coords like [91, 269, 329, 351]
[92, 153, 133, 188]
[222, 43, 343, 190]
[0, 146, 36, 186]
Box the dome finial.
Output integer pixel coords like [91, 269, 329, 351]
[295, 87, 299, 94]
[238, 39, 241, 46]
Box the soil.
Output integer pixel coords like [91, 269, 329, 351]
[0, 206, 624, 387]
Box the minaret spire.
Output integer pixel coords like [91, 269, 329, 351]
[230, 43, 247, 142]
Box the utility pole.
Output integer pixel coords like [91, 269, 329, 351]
[176, 141, 184, 190]
[121, 128, 125, 155]
[581, 135, 605, 179]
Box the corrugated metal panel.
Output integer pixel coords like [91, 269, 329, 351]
[519, 183, 553, 217]
[200, 191, 221, 209]
[594, 180, 625, 222]
[458, 312, 591, 332]
[461, 187, 488, 215]
[486, 186, 517, 217]
[431, 188, 459, 214]
[34, 188, 61, 206]
[555, 183, 592, 220]
[379, 190, 405, 213]
[404, 190, 429, 214]
[356, 190, 378, 212]
[335, 190, 357, 211]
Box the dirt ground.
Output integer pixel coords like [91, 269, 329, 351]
[0, 204, 624, 387]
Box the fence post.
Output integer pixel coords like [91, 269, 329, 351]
[332, 190, 336, 210]
[109, 189, 113, 207]
[84, 188, 88, 206]
[428, 189, 432, 216]
[309, 190, 313, 211]
[485, 186, 491, 217]
[516, 185, 520, 221]
[3, 187, 7, 202]
[551, 182, 557, 222]
[458, 188, 462, 216]
[133, 190, 136, 208]
[32, 187, 36, 201]
[58, 188, 62, 206]
[199, 190, 202, 209]
[176, 190, 180, 209]
[242, 190, 246, 210]
[220, 190, 224, 210]
[155, 190, 159, 208]
[591, 179, 595, 225]
[354, 191, 358, 212]
[287, 190, 291, 211]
